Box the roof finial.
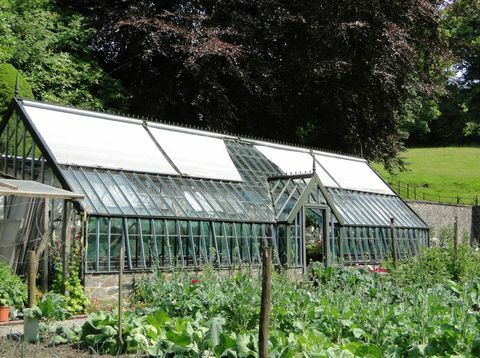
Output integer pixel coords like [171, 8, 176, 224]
[14, 72, 19, 97]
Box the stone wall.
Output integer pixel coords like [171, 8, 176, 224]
[84, 273, 136, 303]
[407, 200, 479, 244]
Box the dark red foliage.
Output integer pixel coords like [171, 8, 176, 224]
[67, 0, 447, 163]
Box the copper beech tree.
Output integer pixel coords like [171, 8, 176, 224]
[67, 0, 447, 164]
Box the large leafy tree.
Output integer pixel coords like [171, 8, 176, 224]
[441, 0, 480, 143]
[71, 0, 443, 161]
[0, 0, 126, 113]
[72, 0, 447, 163]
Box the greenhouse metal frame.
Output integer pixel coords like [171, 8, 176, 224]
[0, 98, 429, 274]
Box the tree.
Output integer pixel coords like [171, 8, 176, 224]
[408, 0, 480, 147]
[72, 0, 447, 163]
[0, 63, 34, 114]
[442, 0, 480, 142]
[0, 0, 126, 114]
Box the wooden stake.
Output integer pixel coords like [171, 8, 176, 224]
[118, 241, 124, 348]
[27, 250, 36, 307]
[390, 218, 397, 267]
[35, 199, 49, 286]
[338, 227, 344, 266]
[61, 200, 72, 295]
[453, 216, 458, 259]
[41, 251, 48, 293]
[258, 245, 272, 358]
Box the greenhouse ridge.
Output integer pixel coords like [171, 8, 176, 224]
[19, 98, 364, 161]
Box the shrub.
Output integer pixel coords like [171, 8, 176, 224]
[387, 232, 480, 286]
[0, 63, 34, 114]
[0, 260, 27, 309]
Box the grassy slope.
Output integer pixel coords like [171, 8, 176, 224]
[372, 147, 480, 204]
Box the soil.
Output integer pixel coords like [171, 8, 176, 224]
[0, 336, 92, 357]
[0, 336, 143, 357]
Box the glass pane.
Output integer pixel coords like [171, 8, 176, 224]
[255, 145, 337, 187]
[96, 171, 136, 214]
[83, 170, 121, 214]
[111, 173, 150, 215]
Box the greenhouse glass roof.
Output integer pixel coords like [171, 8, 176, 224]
[9, 99, 427, 229]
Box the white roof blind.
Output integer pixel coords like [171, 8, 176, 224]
[315, 154, 393, 195]
[149, 127, 242, 181]
[22, 102, 178, 175]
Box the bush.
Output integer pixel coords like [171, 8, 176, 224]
[0, 63, 34, 114]
[0, 260, 27, 309]
[387, 229, 480, 286]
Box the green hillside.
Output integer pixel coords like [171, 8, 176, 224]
[372, 147, 480, 204]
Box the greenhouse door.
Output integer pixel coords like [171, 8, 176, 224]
[304, 206, 328, 267]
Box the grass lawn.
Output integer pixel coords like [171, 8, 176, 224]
[372, 147, 480, 204]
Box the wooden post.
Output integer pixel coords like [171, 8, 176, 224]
[61, 200, 72, 295]
[27, 250, 36, 307]
[118, 239, 125, 348]
[41, 251, 48, 293]
[453, 216, 458, 258]
[40, 199, 50, 292]
[406, 184, 409, 199]
[80, 212, 87, 284]
[390, 218, 397, 267]
[338, 227, 344, 266]
[258, 244, 272, 358]
[324, 210, 330, 267]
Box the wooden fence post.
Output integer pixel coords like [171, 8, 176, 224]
[27, 250, 36, 308]
[258, 244, 272, 358]
[390, 218, 397, 267]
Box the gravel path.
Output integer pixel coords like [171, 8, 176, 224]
[0, 316, 87, 338]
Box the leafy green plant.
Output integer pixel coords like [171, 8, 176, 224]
[0, 260, 27, 309]
[387, 237, 480, 286]
[52, 250, 480, 356]
[23, 305, 42, 320]
[51, 238, 90, 314]
[24, 293, 71, 323]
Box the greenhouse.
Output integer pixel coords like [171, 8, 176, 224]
[0, 98, 429, 274]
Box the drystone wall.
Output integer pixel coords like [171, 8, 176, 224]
[407, 200, 479, 245]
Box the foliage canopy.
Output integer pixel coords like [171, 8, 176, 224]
[72, 0, 447, 163]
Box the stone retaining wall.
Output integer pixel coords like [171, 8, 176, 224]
[407, 200, 479, 244]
